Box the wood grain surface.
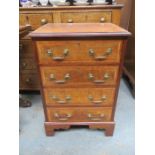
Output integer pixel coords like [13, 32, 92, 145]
[36, 40, 123, 65]
[29, 23, 131, 38]
[44, 87, 116, 107]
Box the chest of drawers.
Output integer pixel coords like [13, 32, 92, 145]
[30, 23, 130, 136]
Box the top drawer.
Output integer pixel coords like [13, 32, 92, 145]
[36, 40, 123, 65]
[61, 11, 112, 23]
[19, 13, 53, 30]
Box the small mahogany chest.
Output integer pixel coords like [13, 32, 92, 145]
[30, 23, 131, 136]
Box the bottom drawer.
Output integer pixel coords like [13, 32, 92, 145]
[46, 107, 112, 122]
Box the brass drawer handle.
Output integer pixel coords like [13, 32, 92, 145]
[67, 19, 73, 23]
[100, 17, 105, 23]
[40, 19, 48, 25]
[47, 49, 69, 61]
[88, 73, 110, 84]
[49, 73, 70, 84]
[87, 113, 105, 121]
[54, 112, 72, 121]
[88, 95, 107, 104]
[50, 95, 72, 104]
[88, 48, 112, 61]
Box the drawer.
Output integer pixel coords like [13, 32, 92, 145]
[36, 40, 122, 65]
[20, 73, 40, 90]
[20, 39, 35, 58]
[46, 107, 112, 122]
[20, 58, 37, 70]
[60, 11, 111, 23]
[61, 12, 86, 23]
[40, 66, 119, 87]
[44, 88, 115, 107]
[86, 11, 112, 23]
[19, 13, 53, 30]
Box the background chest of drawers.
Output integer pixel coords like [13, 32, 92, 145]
[30, 23, 130, 136]
[19, 4, 123, 91]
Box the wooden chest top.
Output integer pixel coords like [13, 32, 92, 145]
[29, 23, 131, 38]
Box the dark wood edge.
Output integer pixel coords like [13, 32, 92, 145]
[19, 4, 124, 11]
[29, 32, 131, 39]
[27, 34, 130, 41]
[111, 39, 128, 120]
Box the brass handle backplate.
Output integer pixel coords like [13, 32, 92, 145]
[100, 17, 105, 23]
[88, 73, 110, 83]
[87, 113, 105, 121]
[67, 19, 73, 23]
[54, 112, 72, 121]
[49, 73, 70, 84]
[88, 48, 112, 61]
[50, 95, 72, 104]
[47, 49, 69, 61]
[88, 95, 107, 104]
[41, 19, 48, 25]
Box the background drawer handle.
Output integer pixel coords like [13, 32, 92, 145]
[88, 73, 110, 83]
[22, 62, 27, 68]
[54, 112, 72, 121]
[49, 73, 70, 84]
[100, 17, 105, 23]
[47, 49, 69, 61]
[25, 78, 31, 84]
[67, 19, 73, 23]
[88, 95, 107, 104]
[40, 19, 48, 25]
[19, 44, 23, 52]
[87, 113, 105, 121]
[50, 95, 72, 104]
[88, 48, 112, 61]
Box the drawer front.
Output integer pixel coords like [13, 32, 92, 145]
[61, 12, 86, 23]
[86, 11, 112, 23]
[20, 39, 35, 58]
[20, 58, 37, 70]
[40, 66, 119, 87]
[44, 88, 115, 106]
[60, 11, 111, 23]
[36, 40, 122, 65]
[20, 73, 40, 90]
[19, 13, 53, 30]
[46, 107, 112, 122]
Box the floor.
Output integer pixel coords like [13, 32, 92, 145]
[19, 79, 135, 155]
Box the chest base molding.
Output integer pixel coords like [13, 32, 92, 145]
[44, 121, 115, 136]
